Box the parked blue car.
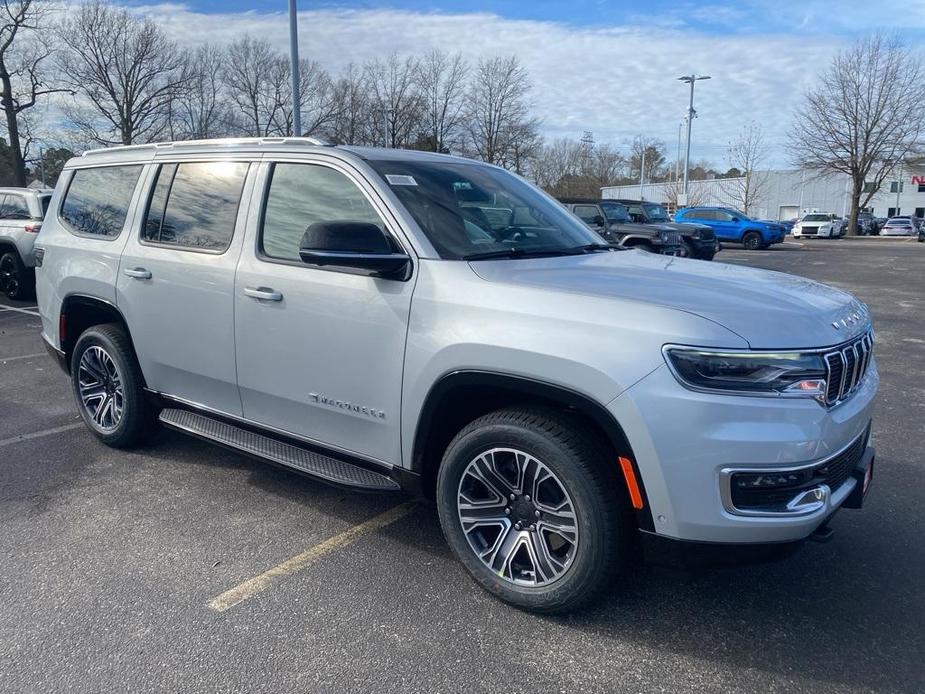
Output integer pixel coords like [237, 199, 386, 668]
[675, 207, 786, 250]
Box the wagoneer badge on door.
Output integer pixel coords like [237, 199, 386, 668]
[309, 392, 387, 419]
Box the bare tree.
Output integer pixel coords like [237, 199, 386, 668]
[790, 33, 925, 234]
[328, 64, 372, 145]
[627, 136, 666, 183]
[224, 35, 285, 137]
[723, 122, 770, 215]
[365, 53, 423, 148]
[531, 137, 626, 197]
[0, 1, 68, 185]
[169, 44, 228, 140]
[415, 49, 467, 153]
[464, 55, 535, 166]
[281, 58, 338, 137]
[59, 1, 191, 145]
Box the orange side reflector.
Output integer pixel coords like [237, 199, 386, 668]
[618, 456, 644, 510]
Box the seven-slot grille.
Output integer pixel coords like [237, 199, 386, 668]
[824, 331, 873, 405]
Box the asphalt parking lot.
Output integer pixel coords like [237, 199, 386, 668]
[1, 238, 923, 693]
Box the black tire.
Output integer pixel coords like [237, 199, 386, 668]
[0, 251, 34, 300]
[70, 323, 155, 448]
[742, 231, 762, 251]
[679, 239, 694, 258]
[436, 406, 628, 614]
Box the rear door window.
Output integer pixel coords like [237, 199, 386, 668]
[572, 205, 601, 224]
[142, 161, 249, 252]
[60, 165, 143, 238]
[0, 194, 31, 220]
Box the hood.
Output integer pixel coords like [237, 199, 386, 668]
[469, 251, 869, 350]
[609, 221, 660, 236]
[655, 221, 715, 239]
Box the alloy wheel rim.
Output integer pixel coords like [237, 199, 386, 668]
[457, 447, 579, 586]
[77, 346, 125, 432]
[0, 256, 17, 296]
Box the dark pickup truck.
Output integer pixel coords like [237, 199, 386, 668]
[606, 198, 718, 260]
[560, 199, 682, 255]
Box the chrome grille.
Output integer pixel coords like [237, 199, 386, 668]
[824, 331, 873, 406]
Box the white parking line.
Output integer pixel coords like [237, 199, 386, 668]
[0, 423, 84, 449]
[208, 501, 417, 613]
[0, 306, 41, 316]
[0, 352, 46, 363]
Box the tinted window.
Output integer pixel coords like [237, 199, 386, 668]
[261, 163, 386, 262]
[142, 161, 248, 251]
[0, 194, 30, 220]
[572, 205, 600, 223]
[61, 165, 142, 237]
[40, 195, 51, 218]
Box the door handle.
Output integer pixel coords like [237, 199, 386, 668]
[123, 267, 152, 280]
[243, 286, 283, 302]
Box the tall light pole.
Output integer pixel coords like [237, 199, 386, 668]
[678, 74, 710, 202]
[288, 0, 302, 137]
[675, 118, 685, 183]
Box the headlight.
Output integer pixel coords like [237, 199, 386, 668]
[659, 230, 669, 242]
[664, 347, 827, 399]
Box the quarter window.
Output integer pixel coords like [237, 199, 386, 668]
[60, 165, 142, 237]
[142, 161, 248, 251]
[261, 163, 387, 262]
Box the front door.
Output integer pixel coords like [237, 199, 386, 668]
[234, 160, 415, 465]
[116, 159, 254, 415]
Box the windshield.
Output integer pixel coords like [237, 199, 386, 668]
[643, 204, 670, 222]
[599, 201, 631, 223]
[803, 214, 830, 222]
[368, 159, 604, 259]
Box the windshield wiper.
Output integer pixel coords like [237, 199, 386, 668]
[567, 243, 621, 253]
[462, 247, 580, 261]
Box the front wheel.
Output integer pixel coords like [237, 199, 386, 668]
[742, 231, 763, 250]
[70, 324, 155, 448]
[436, 407, 627, 613]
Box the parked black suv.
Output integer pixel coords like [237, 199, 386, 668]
[559, 199, 682, 255]
[607, 199, 717, 260]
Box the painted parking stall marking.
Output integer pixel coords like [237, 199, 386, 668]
[0, 423, 84, 449]
[207, 501, 417, 613]
[0, 306, 40, 316]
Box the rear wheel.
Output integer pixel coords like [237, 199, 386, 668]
[0, 251, 33, 300]
[742, 231, 762, 251]
[70, 324, 155, 448]
[436, 407, 627, 613]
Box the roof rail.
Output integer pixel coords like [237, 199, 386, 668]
[82, 136, 333, 157]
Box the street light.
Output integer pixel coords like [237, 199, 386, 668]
[288, 0, 301, 137]
[678, 74, 710, 202]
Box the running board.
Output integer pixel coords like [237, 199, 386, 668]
[158, 408, 401, 492]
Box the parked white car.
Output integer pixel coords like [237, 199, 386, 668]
[880, 217, 917, 236]
[792, 213, 841, 239]
[0, 186, 53, 299]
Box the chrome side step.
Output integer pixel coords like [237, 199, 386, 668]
[158, 408, 401, 492]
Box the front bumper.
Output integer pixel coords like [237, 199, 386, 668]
[609, 359, 878, 544]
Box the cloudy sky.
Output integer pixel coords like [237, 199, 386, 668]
[118, 1, 925, 167]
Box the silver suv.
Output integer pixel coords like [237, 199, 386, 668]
[0, 186, 53, 299]
[35, 139, 878, 613]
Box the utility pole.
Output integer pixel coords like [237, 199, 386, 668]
[639, 148, 646, 194]
[288, 0, 302, 137]
[895, 161, 904, 214]
[678, 74, 711, 202]
[676, 119, 684, 183]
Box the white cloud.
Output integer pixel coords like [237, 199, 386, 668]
[102, 4, 859, 166]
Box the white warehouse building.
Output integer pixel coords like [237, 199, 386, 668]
[601, 165, 925, 221]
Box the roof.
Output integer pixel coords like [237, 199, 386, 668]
[0, 186, 52, 195]
[71, 137, 485, 169]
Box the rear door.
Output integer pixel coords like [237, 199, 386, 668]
[233, 158, 415, 465]
[116, 159, 255, 415]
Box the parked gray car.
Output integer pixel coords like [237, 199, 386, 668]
[559, 199, 682, 254]
[0, 186, 53, 299]
[35, 139, 878, 613]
